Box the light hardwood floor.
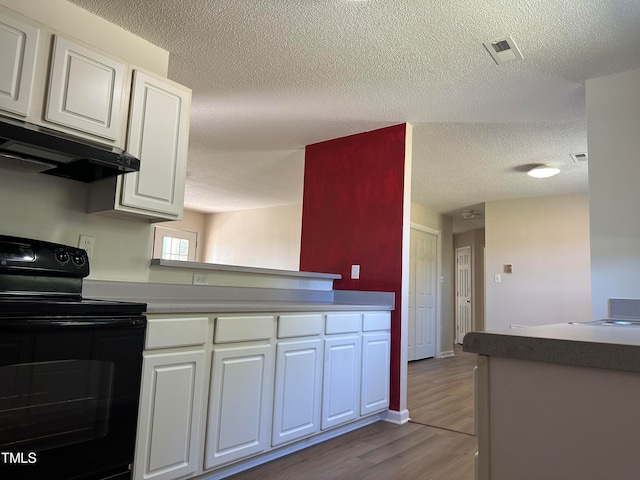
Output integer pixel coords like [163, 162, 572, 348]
[228, 345, 478, 480]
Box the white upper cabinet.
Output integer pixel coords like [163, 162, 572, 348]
[46, 35, 125, 142]
[0, 7, 191, 222]
[119, 70, 191, 219]
[87, 69, 191, 221]
[0, 11, 39, 117]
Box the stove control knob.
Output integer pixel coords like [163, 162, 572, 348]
[72, 253, 86, 266]
[56, 251, 70, 264]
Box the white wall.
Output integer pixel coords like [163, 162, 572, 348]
[485, 194, 591, 330]
[587, 68, 640, 318]
[203, 204, 302, 270]
[0, 170, 155, 282]
[410, 202, 454, 352]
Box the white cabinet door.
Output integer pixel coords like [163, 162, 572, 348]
[361, 331, 391, 415]
[322, 334, 361, 430]
[46, 35, 125, 142]
[120, 70, 190, 219]
[134, 350, 205, 480]
[205, 344, 274, 469]
[0, 11, 39, 117]
[272, 338, 323, 446]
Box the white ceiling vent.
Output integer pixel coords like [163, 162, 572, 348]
[570, 152, 588, 163]
[483, 36, 523, 65]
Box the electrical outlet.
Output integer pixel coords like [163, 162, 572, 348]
[193, 273, 209, 285]
[78, 235, 95, 259]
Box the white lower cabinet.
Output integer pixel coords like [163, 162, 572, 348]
[361, 331, 391, 415]
[360, 312, 391, 416]
[134, 350, 205, 480]
[205, 344, 274, 469]
[321, 334, 362, 430]
[272, 338, 323, 446]
[136, 310, 391, 480]
[134, 315, 208, 480]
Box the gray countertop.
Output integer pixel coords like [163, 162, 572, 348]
[150, 259, 342, 280]
[83, 280, 394, 314]
[463, 322, 640, 373]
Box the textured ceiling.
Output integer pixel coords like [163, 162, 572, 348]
[68, 0, 640, 228]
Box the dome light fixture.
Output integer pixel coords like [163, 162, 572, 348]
[527, 164, 560, 178]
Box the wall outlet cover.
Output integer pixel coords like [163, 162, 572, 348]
[193, 273, 209, 285]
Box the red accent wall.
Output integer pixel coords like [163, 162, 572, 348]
[300, 124, 407, 411]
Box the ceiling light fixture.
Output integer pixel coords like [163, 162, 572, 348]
[527, 164, 560, 178]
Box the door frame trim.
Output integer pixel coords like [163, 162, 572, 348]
[409, 223, 442, 358]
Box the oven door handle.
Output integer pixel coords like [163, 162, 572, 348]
[2, 318, 146, 328]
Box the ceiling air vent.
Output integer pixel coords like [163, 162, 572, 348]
[483, 35, 523, 65]
[570, 152, 588, 163]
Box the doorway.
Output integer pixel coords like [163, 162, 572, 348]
[408, 227, 439, 361]
[455, 246, 472, 343]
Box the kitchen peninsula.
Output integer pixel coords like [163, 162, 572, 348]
[464, 302, 640, 480]
[85, 264, 394, 480]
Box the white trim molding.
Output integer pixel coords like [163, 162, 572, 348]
[381, 408, 410, 425]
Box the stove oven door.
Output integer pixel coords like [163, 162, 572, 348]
[0, 316, 146, 480]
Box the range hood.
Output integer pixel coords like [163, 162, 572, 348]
[0, 115, 140, 183]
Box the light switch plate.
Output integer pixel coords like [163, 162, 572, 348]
[351, 264, 360, 280]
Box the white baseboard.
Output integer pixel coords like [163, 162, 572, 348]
[439, 349, 455, 358]
[381, 408, 410, 425]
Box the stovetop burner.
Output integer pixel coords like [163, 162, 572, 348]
[0, 235, 146, 318]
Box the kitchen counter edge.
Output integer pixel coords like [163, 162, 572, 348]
[463, 324, 640, 374]
[83, 280, 394, 315]
[142, 300, 394, 314]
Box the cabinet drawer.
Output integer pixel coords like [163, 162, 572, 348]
[214, 315, 274, 343]
[363, 312, 391, 331]
[277, 314, 323, 338]
[325, 313, 361, 334]
[146, 316, 208, 350]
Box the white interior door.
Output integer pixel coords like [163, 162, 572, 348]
[409, 228, 437, 360]
[408, 229, 416, 361]
[455, 246, 472, 343]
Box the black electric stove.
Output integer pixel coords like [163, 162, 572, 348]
[0, 235, 146, 480]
